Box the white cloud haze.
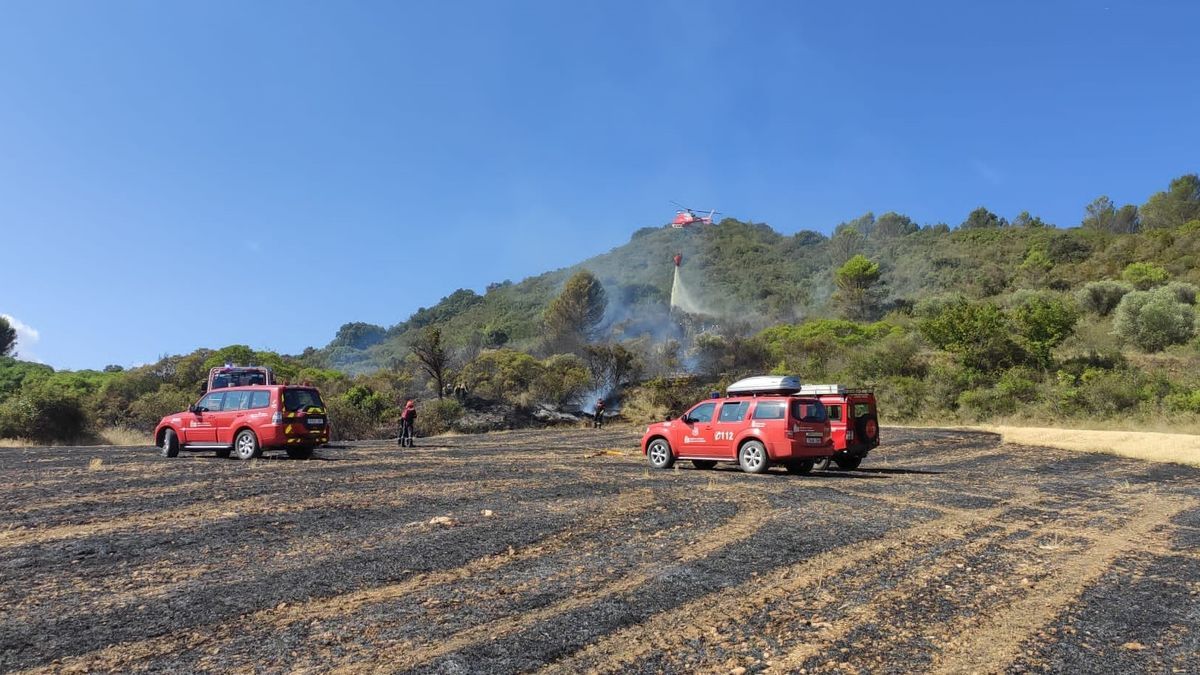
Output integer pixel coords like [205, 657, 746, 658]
[1, 314, 42, 362]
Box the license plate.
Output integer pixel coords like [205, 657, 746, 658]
[806, 435, 822, 444]
[307, 417, 325, 426]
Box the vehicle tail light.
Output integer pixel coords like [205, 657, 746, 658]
[272, 411, 283, 425]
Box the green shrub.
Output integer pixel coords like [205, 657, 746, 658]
[1162, 281, 1198, 305]
[957, 387, 1017, 419]
[996, 368, 1040, 402]
[1121, 262, 1169, 290]
[872, 376, 928, 421]
[1009, 292, 1079, 367]
[325, 397, 378, 441]
[127, 386, 196, 430]
[420, 398, 464, 436]
[1164, 389, 1200, 414]
[0, 383, 89, 442]
[1112, 288, 1196, 352]
[533, 354, 591, 407]
[1076, 281, 1133, 316]
[917, 299, 1027, 372]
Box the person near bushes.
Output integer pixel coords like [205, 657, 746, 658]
[593, 398, 605, 428]
[399, 399, 416, 447]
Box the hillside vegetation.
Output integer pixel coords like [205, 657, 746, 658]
[4, 173, 1200, 442]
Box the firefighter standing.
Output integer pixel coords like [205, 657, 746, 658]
[399, 399, 416, 447]
[593, 398, 605, 429]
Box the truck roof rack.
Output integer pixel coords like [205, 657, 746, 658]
[797, 384, 845, 395]
[726, 375, 802, 396]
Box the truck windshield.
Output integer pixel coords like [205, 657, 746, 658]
[283, 388, 325, 411]
[791, 399, 828, 423]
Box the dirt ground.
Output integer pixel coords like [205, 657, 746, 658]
[1, 427, 1197, 674]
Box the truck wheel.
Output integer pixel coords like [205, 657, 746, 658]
[785, 459, 815, 475]
[647, 438, 674, 469]
[159, 429, 179, 458]
[234, 430, 262, 460]
[834, 456, 862, 470]
[691, 459, 717, 470]
[738, 440, 769, 474]
[287, 446, 313, 460]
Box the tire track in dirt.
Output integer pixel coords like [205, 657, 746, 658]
[535, 487, 1045, 674]
[927, 494, 1194, 675]
[760, 527, 1083, 670]
[12, 489, 663, 674]
[0, 475, 571, 549]
[758, 493, 1189, 674]
[319, 492, 775, 674]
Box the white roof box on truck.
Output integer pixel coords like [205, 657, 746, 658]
[726, 375, 802, 396]
[798, 384, 847, 395]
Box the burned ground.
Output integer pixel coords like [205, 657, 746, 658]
[1, 427, 1197, 674]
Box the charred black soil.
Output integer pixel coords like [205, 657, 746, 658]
[1, 427, 1196, 674]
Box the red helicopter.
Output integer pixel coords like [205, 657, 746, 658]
[670, 202, 720, 228]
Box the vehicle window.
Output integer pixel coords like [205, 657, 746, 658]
[828, 404, 842, 421]
[283, 388, 325, 411]
[196, 392, 224, 412]
[854, 403, 872, 418]
[222, 390, 251, 411]
[791, 400, 828, 422]
[718, 401, 748, 422]
[752, 401, 785, 420]
[687, 402, 716, 423]
[210, 374, 231, 390]
[249, 391, 270, 409]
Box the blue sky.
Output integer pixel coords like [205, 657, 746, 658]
[2, 1, 1197, 369]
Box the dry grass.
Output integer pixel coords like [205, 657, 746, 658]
[98, 428, 151, 446]
[981, 425, 1200, 468]
[0, 428, 150, 448]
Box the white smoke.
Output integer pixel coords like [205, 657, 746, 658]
[1, 314, 42, 362]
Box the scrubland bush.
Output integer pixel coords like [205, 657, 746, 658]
[1112, 288, 1196, 352]
[1076, 281, 1132, 316]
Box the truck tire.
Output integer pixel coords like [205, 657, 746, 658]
[691, 459, 717, 470]
[834, 456, 862, 470]
[785, 459, 815, 475]
[647, 438, 674, 469]
[287, 446, 314, 460]
[738, 440, 769, 474]
[159, 429, 179, 458]
[234, 430, 262, 460]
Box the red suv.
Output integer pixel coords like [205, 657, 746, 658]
[802, 385, 879, 470]
[154, 385, 329, 460]
[641, 376, 834, 475]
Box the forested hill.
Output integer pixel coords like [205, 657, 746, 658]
[4, 173, 1200, 444]
[314, 173, 1200, 374]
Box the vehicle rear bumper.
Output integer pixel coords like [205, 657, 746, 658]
[259, 424, 329, 448]
[774, 440, 835, 459]
[837, 443, 874, 459]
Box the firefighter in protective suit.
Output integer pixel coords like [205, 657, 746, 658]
[399, 400, 416, 447]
